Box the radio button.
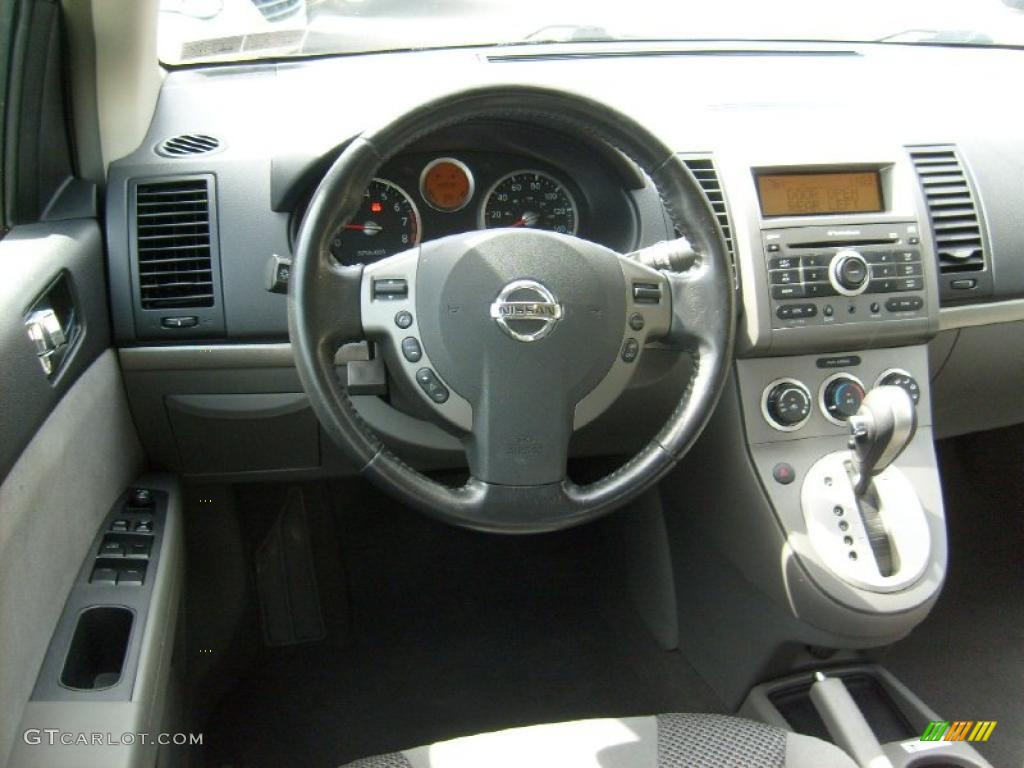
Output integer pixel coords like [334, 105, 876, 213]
[772, 285, 806, 299]
[896, 277, 924, 291]
[801, 253, 829, 268]
[871, 264, 897, 278]
[897, 263, 923, 277]
[869, 278, 896, 293]
[894, 249, 921, 263]
[768, 256, 799, 270]
[885, 296, 924, 312]
[769, 269, 801, 285]
[803, 267, 828, 282]
[776, 303, 818, 320]
[864, 250, 894, 264]
[807, 282, 838, 297]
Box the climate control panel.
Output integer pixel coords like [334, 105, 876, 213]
[760, 366, 919, 434]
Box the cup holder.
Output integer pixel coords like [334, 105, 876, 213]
[60, 606, 134, 690]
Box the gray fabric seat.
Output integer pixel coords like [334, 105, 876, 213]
[340, 713, 857, 768]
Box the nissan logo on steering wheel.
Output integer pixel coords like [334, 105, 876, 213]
[489, 279, 563, 343]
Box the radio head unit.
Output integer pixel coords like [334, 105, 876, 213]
[759, 221, 934, 350]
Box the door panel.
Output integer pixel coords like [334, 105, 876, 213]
[0, 222, 144, 763]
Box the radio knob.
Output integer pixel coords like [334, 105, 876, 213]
[830, 249, 870, 295]
[823, 375, 866, 423]
[764, 380, 812, 430]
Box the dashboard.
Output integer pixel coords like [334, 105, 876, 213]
[104, 40, 1024, 476]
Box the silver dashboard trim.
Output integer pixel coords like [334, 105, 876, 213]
[938, 299, 1024, 331]
[118, 342, 372, 371]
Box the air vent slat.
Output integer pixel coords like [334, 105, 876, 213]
[909, 147, 985, 275]
[133, 178, 217, 310]
[155, 134, 221, 158]
[683, 156, 737, 290]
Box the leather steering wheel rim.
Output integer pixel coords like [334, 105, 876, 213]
[288, 85, 735, 533]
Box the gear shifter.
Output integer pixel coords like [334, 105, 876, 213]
[847, 385, 917, 497]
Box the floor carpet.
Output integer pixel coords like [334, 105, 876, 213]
[202, 479, 724, 767]
[884, 425, 1024, 768]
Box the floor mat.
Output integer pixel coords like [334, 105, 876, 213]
[202, 479, 723, 767]
[884, 426, 1024, 768]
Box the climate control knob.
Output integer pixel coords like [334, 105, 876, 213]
[829, 249, 870, 296]
[876, 369, 921, 404]
[763, 379, 813, 431]
[821, 374, 866, 424]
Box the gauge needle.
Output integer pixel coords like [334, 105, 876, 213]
[344, 221, 383, 236]
[512, 212, 540, 228]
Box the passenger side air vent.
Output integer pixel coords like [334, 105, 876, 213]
[133, 178, 216, 310]
[908, 146, 992, 303]
[682, 157, 737, 287]
[909, 147, 985, 272]
[156, 134, 221, 158]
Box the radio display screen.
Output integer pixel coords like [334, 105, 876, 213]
[756, 171, 883, 217]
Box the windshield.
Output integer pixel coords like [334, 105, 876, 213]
[158, 0, 1024, 65]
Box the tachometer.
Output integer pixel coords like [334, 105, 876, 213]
[479, 170, 578, 235]
[329, 178, 420, 265]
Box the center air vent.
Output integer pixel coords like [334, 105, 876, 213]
[682, 156, 737, 288]
[156, 134, 221, 158]
[133, 178, 217, 310]
[908, 147, 985, 272]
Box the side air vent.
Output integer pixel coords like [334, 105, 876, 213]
[251, 0, 304, 22]
[133, 178, 216, 310]
[156, 134, 221, 158]
[682, 157, 737, 286]
[909, 147, 985, 272]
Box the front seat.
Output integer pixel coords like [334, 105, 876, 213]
[341, 713, 856, 767]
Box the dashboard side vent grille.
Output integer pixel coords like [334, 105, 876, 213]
[251, 0, 304, 22]
[134, 178, 216, 310]
[682, 156, 737, 284]
[908, 147, 985, 273]
[156, 134, 221, 157]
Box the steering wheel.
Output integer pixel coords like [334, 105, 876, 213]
[288, 85, 735, 533]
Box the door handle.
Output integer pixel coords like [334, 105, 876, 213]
[24, 272, 79, 378]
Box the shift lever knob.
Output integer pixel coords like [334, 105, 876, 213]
[848, 385, 917, 496]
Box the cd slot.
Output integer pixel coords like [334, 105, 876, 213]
[786, 238, 897, 249]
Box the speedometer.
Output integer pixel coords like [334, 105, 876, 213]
[329, 178, 420, 265]
[479, 170, 578, 235]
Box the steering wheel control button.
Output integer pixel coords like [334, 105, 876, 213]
[401, 337, 422, 363]
[372, 278, 408, 300]
[876, 369, 921, 404]
[628, 313, 645, 331]
[489, 279, 563, 343]
[394, 310, 413, 329]
[632, 282, 662, 304]
[415, 368, 449, 404]
[772, 462, 796, 485]
[821, 374, 866, 424]
[829, 249, 870, 296]
[621, 338, 640, 363]
[763, 379, 813, 431]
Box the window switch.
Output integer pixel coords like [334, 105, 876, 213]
[99, 540, 125, 557]
[133, 519, 154, 533]
[90, 567, 118, 585]
[126, 539, 152, 558]
[110, 519, 130, 532]
[117, 567, 146, 586]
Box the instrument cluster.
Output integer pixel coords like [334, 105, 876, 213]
[308, 151, 591, 266]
